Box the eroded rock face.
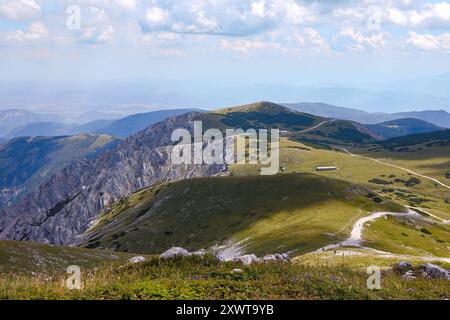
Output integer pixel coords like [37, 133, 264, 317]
[420, 263, 450, 280]
[0, 113, 227, 245]
[0, 187, 22, 209]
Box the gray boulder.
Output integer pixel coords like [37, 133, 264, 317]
[420, 263, 450, 280]
[394, 261, 414, 273]
[191, 249, 207, 257]
[233, 254, 259, 265]
[127, 256, 146, 264]
[402, 270, 416, 280]
[231, 268, 243, 274]
[260, 253, 290, 262]
[160, 247, 190, 259]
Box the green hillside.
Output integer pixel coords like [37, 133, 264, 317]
[230, 138, 449, 221]
[290, 120, 380, 145]
[376, 129, 450, 149]
[81, 173, 402, 256]
[200, 102, 379, 146]
[213, 101, 321, 129]
[364, 215, 450, 257]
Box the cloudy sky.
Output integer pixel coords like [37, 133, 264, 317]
[0, 0, 450, 110]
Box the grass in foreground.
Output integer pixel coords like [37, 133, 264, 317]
[0, 240, 139, 274]
[1, 255, 448, 300]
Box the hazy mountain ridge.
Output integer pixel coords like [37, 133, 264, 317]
[0, 109, 63, 137]
[284, 102, 450, 127]
[1, 109, 199, 141]
[366, 118, 443, 139]
[3, 120, 115, 139]
[394, 110, 450, 128]
[2, 103, 448, 144]
[96, 108, 201, 138]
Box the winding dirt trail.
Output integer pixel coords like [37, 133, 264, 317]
[315, 209, 450, 263]
[298, 120, 336, 133]
[317, 210, 418, 252]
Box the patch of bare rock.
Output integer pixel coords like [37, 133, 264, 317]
[156, 247, 290, 265]
[394, 261, 450, 280]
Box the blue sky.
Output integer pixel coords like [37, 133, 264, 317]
[1, 1, 450, 112]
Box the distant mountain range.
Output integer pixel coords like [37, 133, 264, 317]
[393, 110, 450, 128]
[0, 109, 62, 137]
[0, 109, 199, 140]
[96, 108, 200, 138]
[283, 102, 450, 127]
[3, 120, 115, 139]
[365, 118, 443, 140]
[1, 103, 449, 146]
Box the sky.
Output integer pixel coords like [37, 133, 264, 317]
[1, 0, 450, 112]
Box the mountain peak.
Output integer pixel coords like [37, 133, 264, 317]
[216, 101, 294, 114]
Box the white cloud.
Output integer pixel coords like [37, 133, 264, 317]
[407, 31, 450, 51]
[77, 0, 137, 12]
[79, 25, 115, 43]
[220, 38, 277, 54]
[285, 1, 315, 25]
[333, 26, 386, 53]
[114, 0, 137, 10]
[332, 7, 365, 20]
[384, 2, 450, 28]
[220, 27, 329, 56]
[329, 1, 450, 29]
[139, 0, 312, 36]
[145, 7, 169, 24]
[0, 0, 41, 21]
[1, 22, 48, 44]
[287, 27, 330, 54]
[251, 1, 266, 17]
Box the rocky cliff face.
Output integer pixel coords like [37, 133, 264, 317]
[0, 113, 227, 245]
[0, 188, 22, 209]
[0, 134, 119, 209]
